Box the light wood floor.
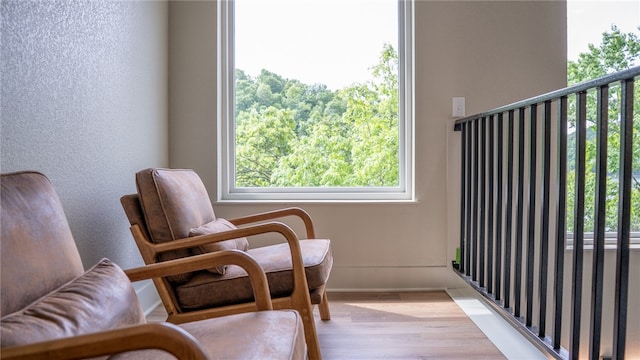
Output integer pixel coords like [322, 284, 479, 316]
[147, 291, 506, 360]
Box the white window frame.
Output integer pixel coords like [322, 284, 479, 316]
[565, 232, 640, 250]
[217, 0, 415, 202]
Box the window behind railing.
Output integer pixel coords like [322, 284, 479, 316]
[453, 66, 639, 359]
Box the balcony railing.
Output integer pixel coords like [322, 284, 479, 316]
[453, 66, 639, 359]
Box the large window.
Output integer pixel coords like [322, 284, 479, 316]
[218, 0, 414, 201]
[565, 0, 640, 242]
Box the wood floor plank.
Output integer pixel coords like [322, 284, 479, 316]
[314, 291, 505, 359]
[147, 291, 506, 359]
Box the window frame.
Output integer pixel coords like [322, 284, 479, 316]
[217, 0, 415, 202]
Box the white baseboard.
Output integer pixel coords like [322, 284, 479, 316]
[326, 265, 467, 292]
[446, 287, 546, 360]
[134, 280, 162, 316]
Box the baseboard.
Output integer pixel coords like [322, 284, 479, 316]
[134, 280, 162, 316]
[446, 287, 546, 360]
[326, 265, 467, 291]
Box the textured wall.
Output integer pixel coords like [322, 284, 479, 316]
[1, 1, 168, 270]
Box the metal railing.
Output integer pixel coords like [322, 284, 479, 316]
[453, 66, 639, 359]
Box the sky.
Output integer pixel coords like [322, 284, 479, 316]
[235, 1, 640, 90]
[235, 0, 397, 90]
[567, 0, 640, 62]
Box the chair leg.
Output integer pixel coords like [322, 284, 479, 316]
[274, 296, 323, 360]
[318, 289, 331, 321]
[299, 303, 322, 360]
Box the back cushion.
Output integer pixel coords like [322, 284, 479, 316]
[136, 168, 216, 283]
[0, 259, 145, 347]
[1, 171, 84, 316]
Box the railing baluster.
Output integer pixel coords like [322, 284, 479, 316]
[488, 115, 495, 295]
[589, 84, 608, 359]
[526, 104, 538, 327]
[480, 116, 487, 288]
[504, 109, 515, 310]
[472, 118, 480, 280]
[570, 91, 588, 359]
[539, 100, 552, 338]
[553, 96, 568, 351]
[466, 122, 473, 276]
[515, 107, 526, 319]
[612, 78, 634, 360]
[496, 112, 504, 302]
[460, 122, 468, 274]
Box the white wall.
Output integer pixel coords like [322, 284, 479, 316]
[168, 0, 567, 290]
[1, 0, 169, 271]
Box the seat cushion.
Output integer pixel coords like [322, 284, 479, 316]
[108, 310, 306, 360]
[0, 259, 145, 347]
[175, 239, 332, 310]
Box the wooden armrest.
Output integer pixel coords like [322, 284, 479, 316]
[135, 221, 300, 254]
[129, 221, 309, 304]
[138, 222, 305, 278]
[125, 250, 273, 311]
[228, 207, 316, 239]
[1, 323, 207, 360]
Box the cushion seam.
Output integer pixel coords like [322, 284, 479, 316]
[151, 169, 178, 241]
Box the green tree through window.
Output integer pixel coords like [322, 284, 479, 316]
[235, 44, 399, 188]
[566, 25, 640, 233]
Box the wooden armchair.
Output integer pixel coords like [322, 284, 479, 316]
[120, 168, 333, 360]
[1, 171, 306, 359]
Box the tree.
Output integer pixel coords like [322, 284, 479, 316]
[568, 25, 640, 82]
[272, 44, 399, 187]
[234, 44, 400, 188]
[235, 107, 296, 187]
[566, 25, 640, 233]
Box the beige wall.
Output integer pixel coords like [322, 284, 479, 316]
[168, 1, 567, 290]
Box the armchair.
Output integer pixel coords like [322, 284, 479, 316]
[0, 171, 306, 359]
[120, 168, 333, 360]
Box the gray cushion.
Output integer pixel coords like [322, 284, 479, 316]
[0, 259, 145, 347]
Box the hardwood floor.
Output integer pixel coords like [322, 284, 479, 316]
[147, 291, 506, 359]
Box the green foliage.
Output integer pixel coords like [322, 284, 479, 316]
[566, 25, 640, 233]
[568, 26, 640, 82]
[235, 107, 296, 186]
[234, 44, 399, 188]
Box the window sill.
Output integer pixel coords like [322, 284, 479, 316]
[565, 233, 640, 250]
[214, 198, 420, 205]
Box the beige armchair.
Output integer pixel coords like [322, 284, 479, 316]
[1, 171, 306, 359]
[120, 168, 332, 360]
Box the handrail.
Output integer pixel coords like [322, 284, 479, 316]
[454, 65, 640, 130]
[452, 66, 639, 359]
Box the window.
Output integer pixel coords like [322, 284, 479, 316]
[565, 0, 640, 242]
[217, 0, 414, 201]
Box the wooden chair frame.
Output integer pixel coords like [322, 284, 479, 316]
[2, 250, 273, 360]
[126, 206, 330, 360]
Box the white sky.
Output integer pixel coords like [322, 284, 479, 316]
[567, 0, 640, 61]
[236, 1, 640, 90]
[235, 0, 397, 90]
